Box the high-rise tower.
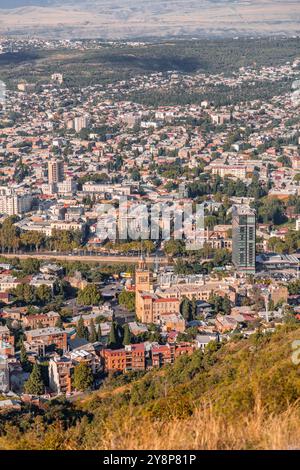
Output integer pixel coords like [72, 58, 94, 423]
[232, 205, 256, 274]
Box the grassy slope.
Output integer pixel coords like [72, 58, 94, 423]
[1, 323, 300, 449]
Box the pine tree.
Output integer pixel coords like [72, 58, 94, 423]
[89, 319, 97, 343]
[97, 324, 102, 342]
[122, 323, 131, 346]
[76, 316, 88, 339]
[222, 295, 232, 315]
[181, 297, 192, 321]
[191, 296, 197, 320]
[24, 363, 45, 395]
[20, 341, 31, 372]
[108, 322, 117, 348]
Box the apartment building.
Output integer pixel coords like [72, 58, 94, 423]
[162, 282, 237, 304]
[57, 178, 77, 195]
[101, 343, 146, 373]
[0, 188, 32, 216]
[48, 356, 73, 395]
[23, 311, 60, 329]
[0, 276, 20, 293]
[25, 327, 67, 354]
[48, 159, 64, 184]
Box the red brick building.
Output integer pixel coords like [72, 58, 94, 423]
[102, 343, 146, 372]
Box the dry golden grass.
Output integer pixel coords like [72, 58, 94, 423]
[97, 403, 300, 450]
[1, 399, 300, 450]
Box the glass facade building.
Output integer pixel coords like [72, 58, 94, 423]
[232, 205, 256, 274]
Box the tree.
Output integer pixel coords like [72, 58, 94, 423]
[118, 291, 135, 312]
[73, 363, 93, 392]
[20, 341, 31, 372]
[130, 167, 141, 181]
[222, 295, 232, 315]
[210, 293, 232, 315]
[191, 296, 197, 319]
[76, 316, 89, 340]
[77, 284, 101, 306]
[55, 316, 63, 329]
[122, 323, 132, 346]
[36, 284, 52, 305]
[20, 258, 40, 275]
[20, 231, 45, 252]
[164, 240, 185, 257]
[181, 297, 192, 322]
[24, 364, 45, 395]
[288, 280, 300, 295]
[277, 155, 292, 168]
[108, 322, 118, 349]
[97, 324, 102, 341]
[54, 280, 74, 299]
[11, 284, 36, 305]
[0, 218, 20, 253]
[89, 319, 97, 343]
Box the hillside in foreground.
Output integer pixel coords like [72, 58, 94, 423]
[1, 322, 300, 450]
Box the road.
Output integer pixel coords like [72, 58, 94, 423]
[0, 252, 169, 265]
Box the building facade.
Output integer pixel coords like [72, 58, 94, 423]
[232, 205, 256, 274]
[48, 159, 64, 184]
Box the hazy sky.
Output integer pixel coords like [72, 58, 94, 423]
[0, 1, 298, 39]
[0, 0, 274, 7]
[0, 0, 51, 6]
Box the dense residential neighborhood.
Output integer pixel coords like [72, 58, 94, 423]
[0, 32, 300, 452]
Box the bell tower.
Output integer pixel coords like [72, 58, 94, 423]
[135, 255, 153, 293]
[135, 255, 153, 322]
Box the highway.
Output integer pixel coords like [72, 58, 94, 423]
[0, 252, 169, 265]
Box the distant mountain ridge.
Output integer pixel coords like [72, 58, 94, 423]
[0, 1, 298, 39]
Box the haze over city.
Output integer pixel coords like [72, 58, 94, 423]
[0, 0, 300, 456]
[0, 0, 299, 38]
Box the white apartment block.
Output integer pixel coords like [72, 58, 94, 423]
[82, 183, 132, 196]
[74, 115, 89, 133]
[0, 188, 32, 216]
[57, 178, 77, 194]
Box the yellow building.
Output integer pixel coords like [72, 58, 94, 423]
[135, 258, 182, 326]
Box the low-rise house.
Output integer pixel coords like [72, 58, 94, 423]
[196, 334, 219, 351]
[29, 274, 56, 292]
[0, 325, 15, 350]
[215, 314, 239, 333]
[0, 399, 21, 412]
[0, 275, 20, 293]
[1, 307, 27, 321]
[160, 313, 186, 333]
[128, 321, 148, 336]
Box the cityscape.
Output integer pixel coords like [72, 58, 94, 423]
[0, 0, 299, 455]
